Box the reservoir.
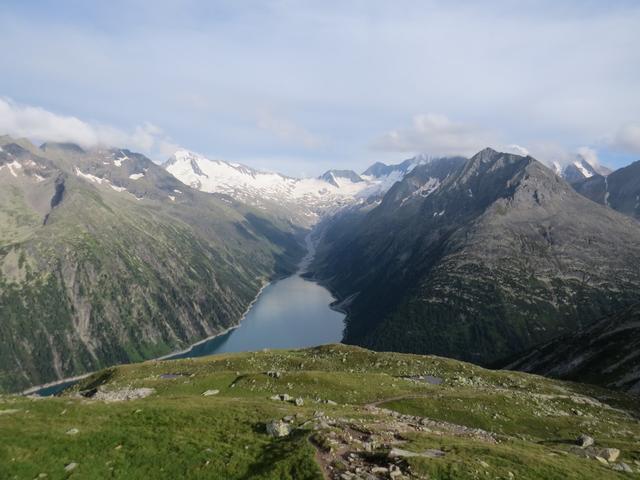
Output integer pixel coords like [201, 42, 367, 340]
[168, 274, 345, 359]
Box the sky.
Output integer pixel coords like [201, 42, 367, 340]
[0, 0, 639, 177]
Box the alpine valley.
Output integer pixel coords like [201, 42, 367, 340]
[2, 136, 640, 479]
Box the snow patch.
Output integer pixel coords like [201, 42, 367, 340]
[573, 160, 594, 178]
[113, 153, 128, 167]
[75, 168, 105, 184]
[3, 161, 23, 177]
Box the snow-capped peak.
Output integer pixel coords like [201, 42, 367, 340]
[163, 149, 424, 223]
[560, 154, 612, 183]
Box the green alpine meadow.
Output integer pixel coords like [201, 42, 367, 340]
[1, 345, 639, 479]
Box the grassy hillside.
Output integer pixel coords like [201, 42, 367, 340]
[0, 138, 305, 392]
[0, 344, 638, 479]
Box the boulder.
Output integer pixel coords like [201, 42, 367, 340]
[600, 448, 620, 462]
[64, 463, 78, 472]
[266, 420, 291, 438]
[576, 434, 594, 448]
[202, 389, 220, 396]
[294, 397, 304, 406]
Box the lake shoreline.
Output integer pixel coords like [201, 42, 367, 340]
[23, 232, 317, 396]
[21, 278, 278, 396]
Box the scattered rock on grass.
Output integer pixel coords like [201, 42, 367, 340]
[612, 463, 633, 473]
[266, 420, 291, 438]
[270, 393, 292, 402]
[64, 462, 78, 472]
[389, 447, 445, 459]
[202, 389, 219, 396]
[91, 387, 155, 402]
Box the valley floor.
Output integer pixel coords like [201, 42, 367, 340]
[0, 344, 639, 479]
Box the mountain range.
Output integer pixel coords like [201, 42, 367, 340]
[307, 148, 640, 368]
[163, 149, 436, 223]
[2, 134, 640, 396]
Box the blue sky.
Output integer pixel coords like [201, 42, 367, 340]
[1, 0, 639, 176]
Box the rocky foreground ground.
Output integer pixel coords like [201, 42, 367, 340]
[0, 344, 639, 479]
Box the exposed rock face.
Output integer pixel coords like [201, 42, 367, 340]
[505, 304, 640, 392]
[310, 149, 640, 365]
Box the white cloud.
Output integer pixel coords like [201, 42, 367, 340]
[372, 113, 497, 157]
[257, 109, 322, 149]
[503, 144, 530, 157]
[611, 123, 640, 154]
[0, 97, 176, 161]
[576, 146, 601, 168]
[499, 142, 610, 174]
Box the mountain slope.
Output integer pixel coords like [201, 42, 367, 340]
[1, 344, 639, 479]
[0, 137, 304, 392]
[505, 304, 640, 393]
[572, 160, 640, 221]
[309, 148, 640, 365]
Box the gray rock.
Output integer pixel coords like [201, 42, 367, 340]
[576, 434, 594, 448]
[612, 463, 633, 473]
[64, 463, 78, 472]
[389, 447, 445, 459]
[202, 389, 219, 396]
[266, 420, 291, 438]
[294, 397, 304, 406]
[65, 428, 79, 435]
[269, 393, 291, 402]
[92, 387, 155, 402]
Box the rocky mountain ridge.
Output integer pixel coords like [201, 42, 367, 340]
[309, 148, 640, 365]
